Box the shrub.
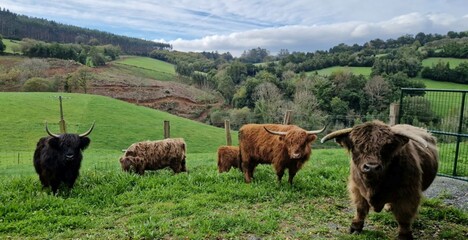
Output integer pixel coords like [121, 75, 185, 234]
[22, 77, 54, 92]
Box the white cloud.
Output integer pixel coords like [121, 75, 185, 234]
[2, 0, 468, 56]
[168, 12, 468, 56]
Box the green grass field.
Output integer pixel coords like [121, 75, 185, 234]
[422, 57, 468, 68]
[0, 92, 235, 153]
[114, 56, 176, 81]
[0, 92, 466, 239]
[2, 39, 21, 54]
[310, 66, 372, 77]
[420, 77, 468, 90]
[1, 149, 466, 239]
[307, 63, 467, 93]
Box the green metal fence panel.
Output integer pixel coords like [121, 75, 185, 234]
[399, 88, 467, 181]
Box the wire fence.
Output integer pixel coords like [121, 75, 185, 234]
[0, 150, 122, 176]
[399, 88, 468, 181]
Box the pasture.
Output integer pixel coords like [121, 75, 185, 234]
[422, 57, 468, 68]
[2, 39, 21, 54]
[310, 66, 372, 77]
[0, 92, 466, 239]
[419, 77, 468, 90]
[113, 56, 176, 81]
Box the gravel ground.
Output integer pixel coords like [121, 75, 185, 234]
[423, 176, 468, 211]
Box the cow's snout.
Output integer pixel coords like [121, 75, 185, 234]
[291, 152, 301, 159]
[362, 163, 382, 173]
[65, 153, 74, 159]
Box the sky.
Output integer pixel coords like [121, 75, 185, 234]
[2, 0, 468, 56]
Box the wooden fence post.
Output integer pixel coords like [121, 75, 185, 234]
[164, 120, 170, 139]
[58, 96, 67, 133]
[389, 103, 400, 125]
[283, 110, 292, 125]
[224, 120, 232, 146]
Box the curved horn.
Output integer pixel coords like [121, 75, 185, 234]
[306, 124, 329, 135]
[391, 127, 428, 148]
[45, 121, 60, 138]
[320, 128, 353, 143]
[263, 127, 286, 136]
[79, 121, 95, 137]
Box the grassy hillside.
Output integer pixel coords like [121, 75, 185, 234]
[0, 92, 236, 175]
[310, 66, 372, 77]
[113, 56, 175, 81]
[308, 61, 468, 91]
[422, 57, 468, 68]
[2, 39, 21, 54]
[414, 77, 468, 90]
[0, 92, 235, 152]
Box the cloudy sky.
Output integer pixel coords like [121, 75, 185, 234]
[2, 0, 468, 56]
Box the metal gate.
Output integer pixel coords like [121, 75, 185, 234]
[398, 88, 467, 181]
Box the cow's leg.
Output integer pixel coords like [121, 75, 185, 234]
[39, 173, 50, 188]
[349, 184, 369, 234]
[287, 166, 298, 185]
[39, 169, 50, 186]
[63, 171, 78, 189]
[180, 158, 187, 172]
[242, 160, 255, 183]
[276, 167, 285, 183]
[65, 176, 77, 189]
[136, 166, 145, 175]
[392, 198, 418, 240]
[170, 162, 182, 173]
[50, 179, 60, 195]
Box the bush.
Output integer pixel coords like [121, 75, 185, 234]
[209, 109, 229, 127]
[229, 107, 254, 130]
[22, 77, 54, 92]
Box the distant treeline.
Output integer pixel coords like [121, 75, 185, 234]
[0, 8, 171, 55]
[421, 61, 468, 84]
[20, 38, 120, 67]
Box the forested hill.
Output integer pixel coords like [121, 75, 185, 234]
[0, 8, 171, 55]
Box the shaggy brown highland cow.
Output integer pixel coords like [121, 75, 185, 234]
[321, 120, 438, 240]
[239, 124, 326, 184]
[120, 138, 186, 175]
[217, 146, 240, 173]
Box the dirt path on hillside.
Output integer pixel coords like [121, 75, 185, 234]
[89, 81, 223, 122]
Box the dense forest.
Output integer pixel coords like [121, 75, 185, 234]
[0, 8, 171, 55]
[146, 31, 468, 129]
[1, 7, 467, 129]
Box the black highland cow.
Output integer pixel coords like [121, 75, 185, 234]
[33, 122, 94, 194]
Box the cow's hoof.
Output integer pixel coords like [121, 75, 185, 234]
[384, 203, 392, 212]
[397, 232, 413, 240]
[349, 222, 364, 234]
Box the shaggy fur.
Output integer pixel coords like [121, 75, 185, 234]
[217, 146, 240, 173]
[120, 138, 186, 175]
[238, 124, 318, 184]
[326, 120, 438, 240]
[33, 134, 91, 194]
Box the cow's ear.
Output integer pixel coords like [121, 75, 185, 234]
[79, 137, 91, 150]
[307, 134, 317, 143]
[335, 134, 352, 150]
[47, 137, 60, 149]
[392, 135, 409, 151]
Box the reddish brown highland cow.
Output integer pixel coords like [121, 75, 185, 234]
[239, 124, 326, 184]
[120, 138, 186, 175]
[321, 120, 438, 240]
[217, 145, 240, 173]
